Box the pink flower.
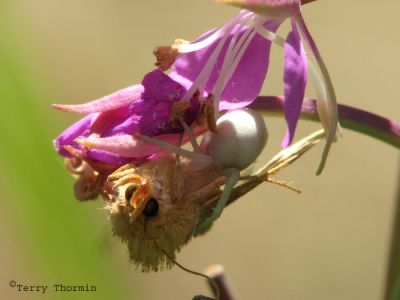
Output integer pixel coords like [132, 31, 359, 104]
[54, 70, 199, 167]
[54, 0, 338, 174]
[208, 0, 339, 173]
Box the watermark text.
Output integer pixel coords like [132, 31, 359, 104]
[9, 280, 97, 294]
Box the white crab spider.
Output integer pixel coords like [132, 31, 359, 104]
[139, 107, 268, 233]
[104, 109, 310, 271]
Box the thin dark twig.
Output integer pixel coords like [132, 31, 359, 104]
[193, 296, 215, 300]
[157, 243, 220, 300]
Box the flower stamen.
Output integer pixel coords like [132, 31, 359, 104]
[254, 20, 285, 47]
[169, 101, 191, 124]
[181, 11, 252, 102]
[154, 39, 189, 71]
[253, 17, 341, 173]
[199, 94, 218, 133]
[175, 11, 250, 54]
[212, 23, 257, 113]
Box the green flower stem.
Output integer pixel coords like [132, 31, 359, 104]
[250, 96, 400, 149]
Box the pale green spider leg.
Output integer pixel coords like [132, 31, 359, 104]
[194, 168, 240, 234]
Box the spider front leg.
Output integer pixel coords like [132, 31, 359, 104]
[169, 100, 203, 152]
[137, 133, 213, 165]
[194, 168, 240, 235]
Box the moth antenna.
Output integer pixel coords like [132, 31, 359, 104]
[267, 176, 302, 194]
[240, 175, 302, 194]
[155, 242, 220, 300]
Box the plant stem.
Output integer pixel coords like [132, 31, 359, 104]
[205, 264, 238, 300]
[250, 96, 400, 149]
[385, 160, 400, 300]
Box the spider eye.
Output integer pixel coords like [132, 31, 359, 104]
[143, 198, 159, 217]
[125, 185, 137, 202]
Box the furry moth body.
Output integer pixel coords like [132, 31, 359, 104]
[105, 108, 268, 271]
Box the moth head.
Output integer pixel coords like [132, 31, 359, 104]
[105, 158, 200, 272]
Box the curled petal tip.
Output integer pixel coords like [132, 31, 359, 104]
[63, 145, 82, 157]
[75, 137, 91, 148]
[52, 103, 71, 112]
[52, 103, 93, 114]
[315, 150, 328, 175]
[216, 0, 301, 19]
[301, 0, 316, 4]
[52, 85, 144, 114]
[315, 120, 340, 176]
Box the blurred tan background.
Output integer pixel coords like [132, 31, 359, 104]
[0, 1, 399, 299]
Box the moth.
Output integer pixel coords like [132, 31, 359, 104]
[104, 153, 226, 272]
[102, 107, 324, 272]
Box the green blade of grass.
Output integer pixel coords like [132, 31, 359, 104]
[0, 3, 139, 299]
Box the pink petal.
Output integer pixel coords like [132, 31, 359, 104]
[170, 21, 280, 111]
[76, 134, 181, 158]
[53, 114, 95, 157]
[53, 84, 144, 114]
[85, 149, 136, 165]
[90, 106, 133, 136]
[281, 20, 308, 147]
[296, 13, 339, 175]
[141, 69, 185, 101]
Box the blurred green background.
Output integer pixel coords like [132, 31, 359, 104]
[0, 1, 399, 299]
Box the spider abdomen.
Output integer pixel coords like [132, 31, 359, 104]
[201, 108, 268, 170]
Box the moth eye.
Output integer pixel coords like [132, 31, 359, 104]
[125, 185, 137, 202]
[143, 198, 159, 217]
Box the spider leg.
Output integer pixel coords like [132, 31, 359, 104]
[137, 133, 212, 165]
[194, 168, 240, 234]
[178, 116, 202, 153]
[170, 100, 202, 152]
